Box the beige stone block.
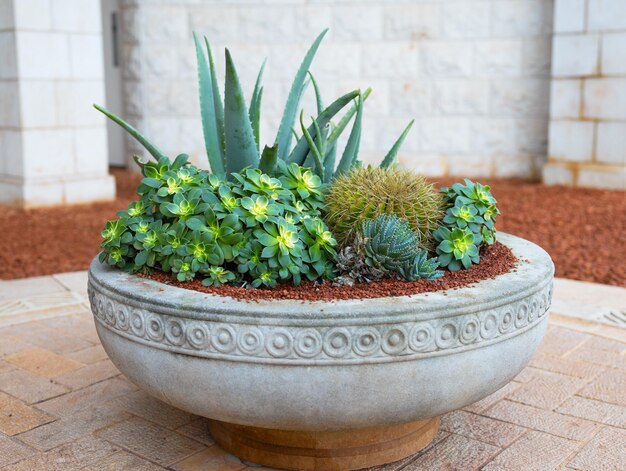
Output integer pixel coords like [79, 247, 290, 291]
[492, 0, 553, 37]
[12, 0, 51, 30]
[63, 174, 115, 204]
[577, 166, 626, 189]
[542, 162, 575, 185]
[0, 81, 20, 127]
[0, 0, 13, 30]
[470, 119, 517, 156]
[20, 179, 65, 207]
[602, 32, 626, 75]
[69, 33, 104, 79]
[15, 32, 71, 79]
[19, 80, 57, 128]
[584, 78, 626, 120]
[448, 154, 492, 178]
[522, 37, 552, 76]
[421, 41, 472, 77]
[0, 32, 17, 79]
[21, 129, 74, 177]
[557, 396, 626, 428]
[491, 79, 550, 117]
[433, 80, 489, 115]
[0, 369, 68, 404]
[420, 117, 470, 153]
[588, 0, 626, 31]
[56, 80, 106, 127]
[142, 5, 188, 42]
[0, 275, 65, 300]
[548, 120, 594, 162]
[383, 4, 440, 40]
[333, 5, 382, 41]
[474, 40, 522, 77]
[0, 130, 23, 176]
[51, 0, 101, 33]
[554, 0, 586, 33]
[442, 1, 489, 39]
[596, 122, 626, 165]
[553, 34, 600, 77]
[363, 41, 418, 79]
[0, 433, 34, 468]
[550, 79, 581, 119]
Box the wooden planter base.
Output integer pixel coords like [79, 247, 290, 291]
[208, 417, 440, 471]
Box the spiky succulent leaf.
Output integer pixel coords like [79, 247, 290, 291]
[249, 59, 266, 149]
[224, 49, 259, 174]
[194, 33, 225, 177]
[93, 104, 168, 162]
[259, 144, 278, 174]
[380, 119, 415, 169]
[334, 92, 363, 177]
[204, 37, 225, 163]
[398, 250, 444, 281]
[275, 29, 328, 161]
[359, 215, 420, 273]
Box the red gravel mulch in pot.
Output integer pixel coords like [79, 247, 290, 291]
[1, 169, 624, 288]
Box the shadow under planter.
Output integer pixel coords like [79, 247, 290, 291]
[88, 233, 554, 470]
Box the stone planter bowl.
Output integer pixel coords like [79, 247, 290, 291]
[88, 233, 553, 470]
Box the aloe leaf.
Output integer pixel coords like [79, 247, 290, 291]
[308, 71, 324, 115]
[194, 33, 225, 177]
[299, 112, 324, 178]
[275, 29, 328, 161]
[323, 140, 337, 183]
[249, 87, 263, 150]
[259, 144, 278, 174]
[224, 48, 259, 174]
[326, 87, 371, 146]
[334, 92, 363, 177]
[204, 37, 225, 161]
[94, 104, 168, 162]
[287, 89, 359, 165]
[380, 119, 415, 169]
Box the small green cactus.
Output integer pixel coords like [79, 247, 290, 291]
[399, 251, 444, 281]
[324, 166, 444, 249]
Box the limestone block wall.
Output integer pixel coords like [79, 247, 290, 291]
[0, 0, 115, 207]
[543, 0, 626, 189]
[118, 0, 553, 179]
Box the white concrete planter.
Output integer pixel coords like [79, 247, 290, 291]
[88, 233, 553, 470]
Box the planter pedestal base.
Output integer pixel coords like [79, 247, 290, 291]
[207, 417, 440, 471]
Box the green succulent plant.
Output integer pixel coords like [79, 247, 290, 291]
[398, 251, 444, 281]
[324, 166, 444, 249]
[438, 178, 500, 253]
[94, 29, 414, 183]
[358, 214, 420, 273]
[98, 155, 337, 287]
[433, 226, 480, 271]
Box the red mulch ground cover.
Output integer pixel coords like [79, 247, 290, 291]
[1, 169, 624, 288]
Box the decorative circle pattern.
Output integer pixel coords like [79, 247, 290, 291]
[88, 278, 552, 364]
[295, 330, 323, 358]
[352, 328, 380, 357]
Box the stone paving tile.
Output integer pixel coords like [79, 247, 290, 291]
[170, 446, 247, 471]
[594, 324, 626, 344]
[39, 314, 100, 346]
[36, 377, 137, 418]
[513, 366, 538, 383]
[51, 271, 88, 295]
[53, 359, 120, 390]
[96, 416, 205, 466]
[0, 369, 69, 404]
[556, 396, 626, 429]
[7, 436, 119, 471]
[440, 410, 526, 447]
[537, 327, 590, 356]
[0, 433, 34, 468]
[107, 390, 195, 430]
[82, 450, 167, 470]
[577, 368, 626, 407]
[581, 335, 626, 353]
[175, 417, 215, 446]
[0, 332, 31, 357]
[0, 276, 66, 300]
[0, 392, 54, 436]
[65, 344, 108, 365]
[566, 346, 626, 371]
[16, 405, 131, 451]
[529, 351, 607, 380]
[506, 369, 588, 410]
[0, 360, 14, 374]
[360, 430, 450, 471]
[463, 381, 521, 414]
[5, 347, 84, 379]
[402, 433, 499, 470]
[482, 430, 579, 471]
[566, 426, 626, 470]
[483, 400, 598, 442]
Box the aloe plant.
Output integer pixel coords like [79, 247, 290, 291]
[94, 29, 415, 183]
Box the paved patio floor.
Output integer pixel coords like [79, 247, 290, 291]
[0, 272, 625, 470]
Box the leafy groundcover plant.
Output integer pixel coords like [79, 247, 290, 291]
[98, 29, 501, 289]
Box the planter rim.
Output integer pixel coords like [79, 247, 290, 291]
[88, 233, 553, 323]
